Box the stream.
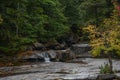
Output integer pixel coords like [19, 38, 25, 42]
[0, 58, 120, 80]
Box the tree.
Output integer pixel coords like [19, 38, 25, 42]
[60, 0, 82, 25]
[37, 0, 69, 42]
[85, 0, 120, 73]
[0, 0, 69, 55]
[60, 0, 114, 42]
[0, 0, 35, 55]
[79, 0, 113, 26]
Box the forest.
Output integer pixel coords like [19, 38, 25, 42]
[0, 0, 116, 56]
[0, 0, 120, 80]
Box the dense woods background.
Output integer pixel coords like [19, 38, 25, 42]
[0, 0, 120, 58]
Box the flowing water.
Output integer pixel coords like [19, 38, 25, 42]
[0, 58, 120, 80]
[44, 58, 50, 62]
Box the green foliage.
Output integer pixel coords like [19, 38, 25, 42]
[79, 0, 113, 26]
[99, 63, 112, 74]
[28, 0, 69, 42]
[85, 1, 120, 74]
[85, 6, 120, 57]
[0, 0, 69, 55]
[0, 36, 36, 56]
[61, 0, 82, 25]
[0, 0, 115, 56]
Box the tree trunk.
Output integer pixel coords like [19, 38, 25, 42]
[108, 54, 113, 73]
[16, 2, 20, 37]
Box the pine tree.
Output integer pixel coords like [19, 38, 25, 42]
[79, 0, 113, 26]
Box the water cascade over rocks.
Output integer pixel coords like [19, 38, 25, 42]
[19, 43, 93, 63]
[1, 58, 120, 80]
[1, 43, 120, 80]
[44, 58, 50, 62]
[20, 49, 75, 62]
[39, 52, 50, 62]
[20, 51, 51, 62]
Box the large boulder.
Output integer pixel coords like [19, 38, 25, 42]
[47, 50, 57, 59]
[45, 42, 66, 50]
[17, 51, 47, 61]
[18, 49, 75, 62]
[71, 44, 92, 58]
[17, 51, 39, 62]
[24, 42, 45, 51]
[35, 51, 49, 59]
[56, 48, 75, 61]
[25, 45, 34, 51]
[33, 42, 45, 50]
[18, 50, 57, 62]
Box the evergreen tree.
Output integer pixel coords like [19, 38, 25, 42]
[0, 0, 69, 55]
[79, 0, 113, 26]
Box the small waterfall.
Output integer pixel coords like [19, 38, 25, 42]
[44, 58, 50, 62]
[35, 51, 51, 62]
[43, 52, 50, 62]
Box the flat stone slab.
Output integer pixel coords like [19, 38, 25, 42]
[72, 44, 90, 47]
[97, 74, 117, 80]
[0, 58, 120, 80]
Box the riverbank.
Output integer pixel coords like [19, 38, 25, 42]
[0, 58, 120, 80]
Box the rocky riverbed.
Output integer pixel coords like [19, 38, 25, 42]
[0, 58, 120, 80]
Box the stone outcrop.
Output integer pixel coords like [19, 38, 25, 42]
[46, 50, 57, 59]
[71, 44, 92, 58]
[26, 42, 66, 51]
[18, 43, 93, 62]
[18, 49, 75, 62]
[33, 42, 45, 50]
[45, 42, 66, 50]
[56, 48, 75, 61]
[25, 42, 45, 51]
[97, 74, 117, 80]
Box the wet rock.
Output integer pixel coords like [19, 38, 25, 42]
[71, 44, 92, 58]
[25, 45, 34, 51]
[34, 50, 57, 61]
[45, 42, 66, 50]
[47, 50, 57, 59]
[18, 51, 48, 62]
[97, 74, 117, 80]
[56, 49, 75, 61]
[54, 44, 66, 50]
[45, 42, 59, 49]
[18, 49, 75, 62]
[53, 78, 64, 80]
[0, 58, 120, 80]
[24, 54, 38, 59]
[35, 51, 49, 58]
[116, 73, 120, 79]
[24, 42, 45, 51]
[33, 42, 45, 50]
[17, 51, 36, 60]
